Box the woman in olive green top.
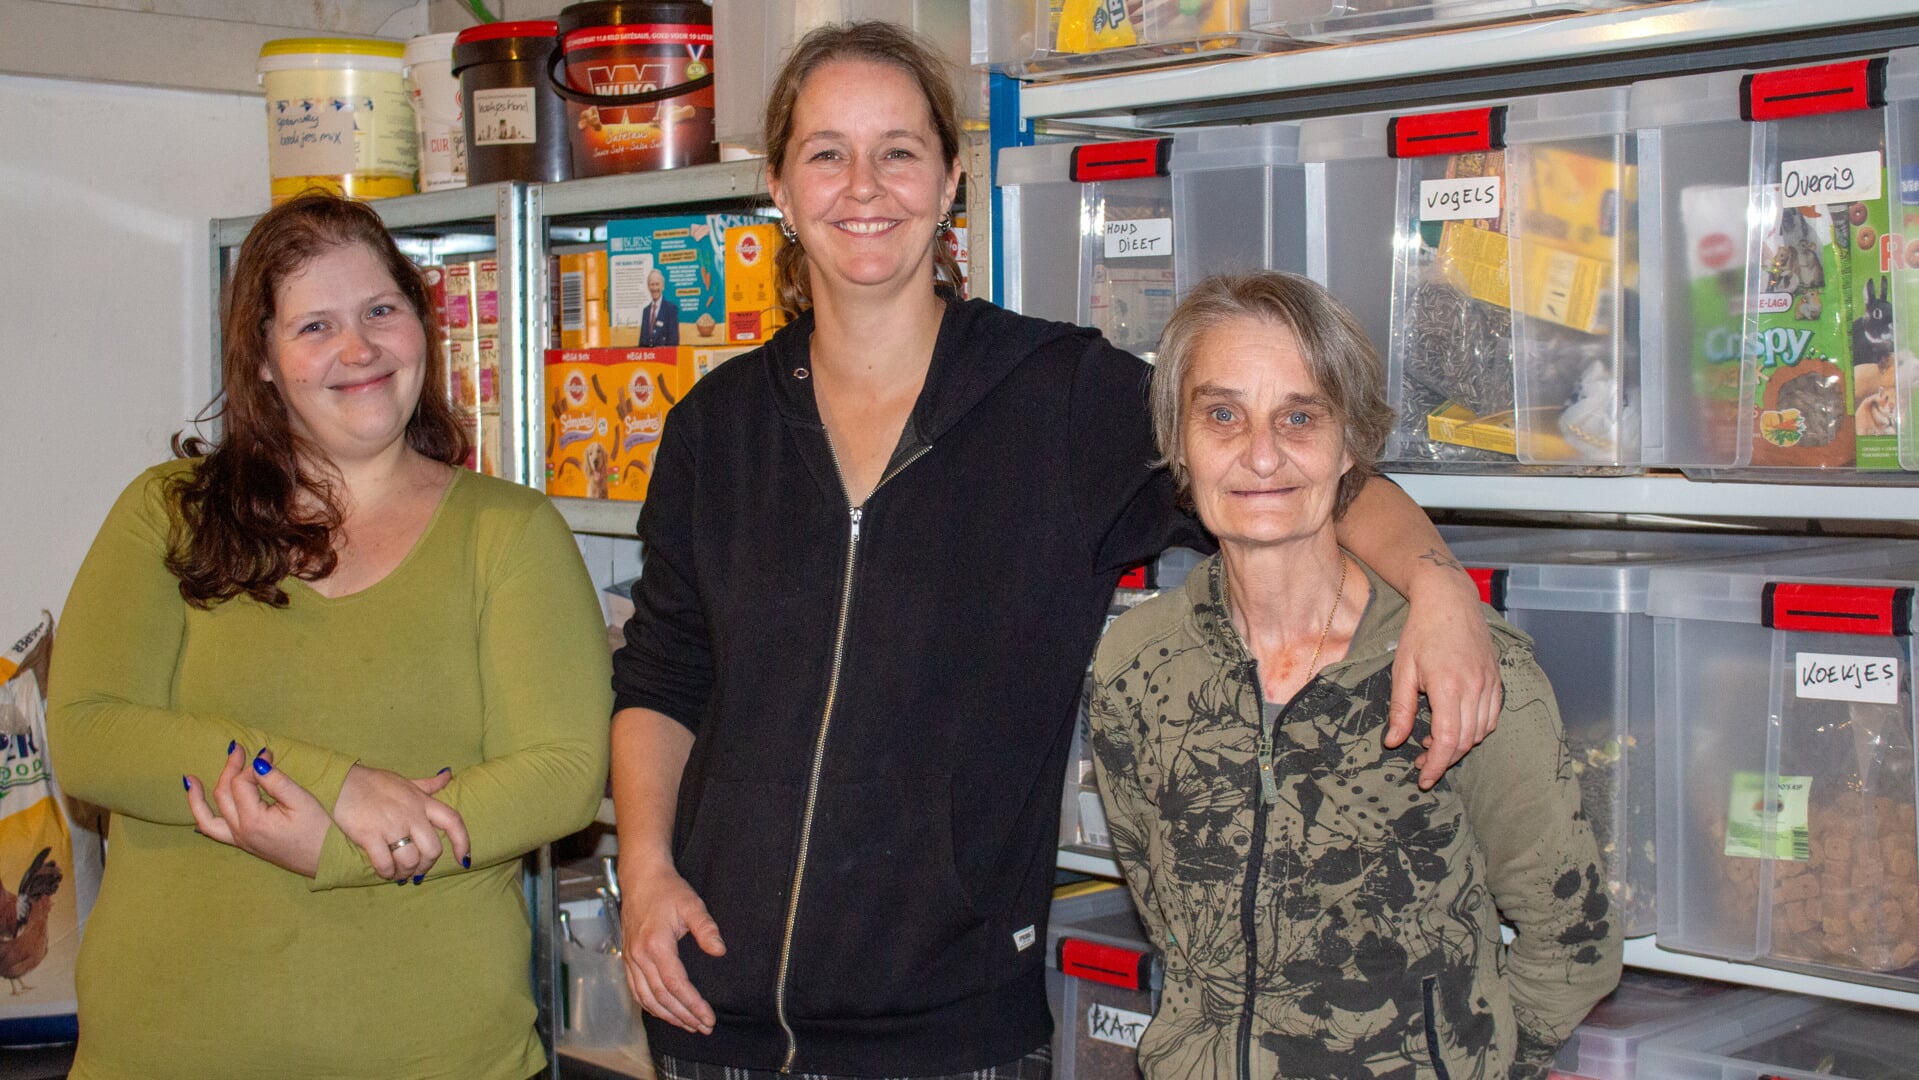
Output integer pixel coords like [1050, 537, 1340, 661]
[46, 194, 612, 1079]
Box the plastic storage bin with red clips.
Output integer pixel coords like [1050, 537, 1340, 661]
[1633, 49, 1919, 482]
[1635, 993, 1919, 1080]
[1300, 88, 1641, 472]
[1443, 528, 1859, 937]
[1254, 0, 1648, 45]
[1046, 885, 1159, 1080]
[971, 0, 1287, 79]
[998, 138, 1176, 359]
[1650, 542, 1919, 989]
[1548, 970, 1777, 1080]
[1170, 122, 1309, 292]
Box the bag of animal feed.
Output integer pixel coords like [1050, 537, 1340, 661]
[0, 613, 104, 1043]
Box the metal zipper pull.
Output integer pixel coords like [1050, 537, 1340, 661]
[1256, 731, 1278, 807]
[850, 506, 862, 541]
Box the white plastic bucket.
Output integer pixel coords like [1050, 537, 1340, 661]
[257, 38, 417, 204]
[404, 32, 466, 193]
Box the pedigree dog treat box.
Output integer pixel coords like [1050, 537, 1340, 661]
[606, 214, 757, 348]
[724, 222, 785, 345]
[544, 347, 690, 501]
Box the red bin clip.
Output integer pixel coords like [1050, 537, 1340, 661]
[1466, 567, 1507, 612]
[1070, 138, 1173, 183]
[1059, 936, 1152, 991]
[1388, 107, 1506, 159]
[1741, 58, 1887, 121]
[1762, 582, 1912, 637]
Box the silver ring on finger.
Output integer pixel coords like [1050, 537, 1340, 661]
[389, 836, 414, 852]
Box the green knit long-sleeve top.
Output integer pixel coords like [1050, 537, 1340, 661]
[47, 460, 613, 1080]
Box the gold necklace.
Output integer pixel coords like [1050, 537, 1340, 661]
[1305, 556, 1349, 682]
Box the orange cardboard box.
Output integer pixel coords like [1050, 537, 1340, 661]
[544, 347, 690, 501]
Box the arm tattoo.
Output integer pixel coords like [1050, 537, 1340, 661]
[1419, 548, 1464, 573]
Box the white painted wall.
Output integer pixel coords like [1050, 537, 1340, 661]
[0, 73, 265, 637]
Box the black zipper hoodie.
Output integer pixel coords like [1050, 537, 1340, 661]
[613, 298, 1205, 1075]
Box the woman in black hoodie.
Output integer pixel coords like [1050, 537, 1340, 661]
[608, 21, 1505, 1080]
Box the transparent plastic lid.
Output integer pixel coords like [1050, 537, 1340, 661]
[1644, 540, 1919, 625]
[1444, 530, 1847, 614]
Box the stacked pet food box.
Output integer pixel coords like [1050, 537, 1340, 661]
[422, 256, 506, 477]
[541, 214, 780, 503]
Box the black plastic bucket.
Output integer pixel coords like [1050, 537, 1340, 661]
[452, 20, 572, 184]
[551, 1, 717, 178]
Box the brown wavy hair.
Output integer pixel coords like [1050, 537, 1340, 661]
[168, 193, 466, 608]
[763, 20, 965, 314]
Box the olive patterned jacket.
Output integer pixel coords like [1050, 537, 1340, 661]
[1087, 553, 1621, 1080]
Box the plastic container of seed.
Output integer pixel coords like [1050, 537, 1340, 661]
[1303, 88, 1643, 474]
[997, 138, 1176, 360]
[1633, 49, 1919, 482]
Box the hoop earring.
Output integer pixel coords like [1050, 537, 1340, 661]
[779, 219, 799, 242]
[936, 212, 952, 234]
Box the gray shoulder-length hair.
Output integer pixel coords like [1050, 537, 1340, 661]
[1149, 271, 1393, 518]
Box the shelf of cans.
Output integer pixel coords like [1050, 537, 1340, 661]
[970, 0, 1657, 80]
[1058, 529, 1919, 1010]
[994, 44, 1919, 484]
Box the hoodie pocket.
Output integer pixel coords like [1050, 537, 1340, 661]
[674, 777, 802, 1020]
[785, 776, 991, 1018]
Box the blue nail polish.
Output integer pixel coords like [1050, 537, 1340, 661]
[438, 766, 451, 775]
[227, 740, 235, 754]
[252, 757, 272, 776]
[395, 879, 406, 886]
[182, 776, 190, 790]
[412, 874, 424, 885]
[461, 856, 470, 869]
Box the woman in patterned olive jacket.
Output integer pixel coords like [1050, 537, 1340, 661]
[1087, 273, 1621, 1080]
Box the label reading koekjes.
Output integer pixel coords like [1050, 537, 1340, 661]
[1104, 218, 1171, 259]
[1420, 176, 1501, 222]
[1778, 151, 1882, 208]
[1795, 652, 1900, 705]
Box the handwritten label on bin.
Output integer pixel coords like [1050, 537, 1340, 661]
[1104, 218, 1172, 259]
[1420, 177, 1502, 222]
[1087, 1003, 1151, 1048]
[1795, 651, 1899, 704]
[1779, 151, 1882, 208]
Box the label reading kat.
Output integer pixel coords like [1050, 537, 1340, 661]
[1103, 217, 1172, 258]
[1420, 176, 1502, 222]
[1725, 772, 1811, 861]
[1087, 1003, 1151, 1048]
[1779, 151, 1882, 208]
[1795, 652, 1900, 704]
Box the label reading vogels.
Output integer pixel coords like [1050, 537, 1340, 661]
[1087, 1002, 1151, 1048]
[1795, 652, 1900, 704]
[1420, 176, 1501, 222]
[1778, 151, 1882, 208]
[1104, 218, 1171, 258]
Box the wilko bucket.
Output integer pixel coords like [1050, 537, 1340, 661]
[551, 1, 717, 178]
